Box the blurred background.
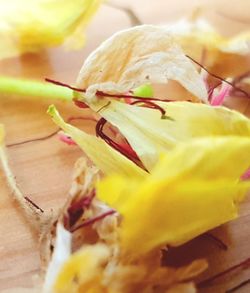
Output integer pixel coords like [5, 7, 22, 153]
[0, 0, 249, 82]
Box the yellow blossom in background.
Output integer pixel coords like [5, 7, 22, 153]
[0, 0, 101, 60]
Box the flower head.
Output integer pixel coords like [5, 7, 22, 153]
[97, 136, 250, 256]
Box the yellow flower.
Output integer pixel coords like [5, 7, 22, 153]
[44, 23, 250, 293]
[91, 100, 250, 170]
[0, 0, 101, 59]
[97, 136, 250, 256]
[48, 102, 250, 172]
[51, 136, 249, 292]
[66, 24, 250, 170]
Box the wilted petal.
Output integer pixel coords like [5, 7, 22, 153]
[98, 137, 250, 256]
[76, 25, 207, 103]
[90, 101, 250, 170]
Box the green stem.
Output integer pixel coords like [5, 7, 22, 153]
[0, 76, 73, 101]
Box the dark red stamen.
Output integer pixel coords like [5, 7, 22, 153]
[198, 257, 250, 288]
[71, 209, 116, 232]
[45, 78, 86, 93]
[95, 91, 172, 102]
[186, 55, 250, 99]
[68, 190, 96, 215]
[96, 118, 145, 169]
[73, 99, 89, 108]
[24, 196, 44, 213]
[45, 78, 172, 103]
[66, 190, 96, 228]
[204, 232, 228, 251]
[130, 100, 166, 118]
[45, 78, 88, 108]
[67, 209, 82, 228]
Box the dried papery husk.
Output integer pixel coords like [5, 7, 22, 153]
[0, 125, 214, 293]
[39, 157, 100, 271]
[42, 156, 208, 293]
[51, 243, 207, 293]
[65, 157, 119, 248]
[164, 17, 250, 77]
[76, 25, 207, 103]
[41, 157, 119, 293]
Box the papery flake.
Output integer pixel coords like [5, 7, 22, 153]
[76, 25, 208, 103]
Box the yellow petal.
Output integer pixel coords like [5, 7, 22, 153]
[120, 179, 247, 253]
[152, 136, 250, 185]
[0, 0, 101, 59]
[47, 105, 146, 178]
[98, 137, 250, 256]
[54, 244, 109, 293]
[158, 101, 250, 138]
[90, 101, 250, 170]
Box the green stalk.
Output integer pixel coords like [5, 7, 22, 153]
[0, 76, 73, 101]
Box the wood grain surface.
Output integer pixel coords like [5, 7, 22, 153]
[0, 0, 250, 292]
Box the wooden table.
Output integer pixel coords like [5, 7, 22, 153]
[0, 0, 249, 292]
